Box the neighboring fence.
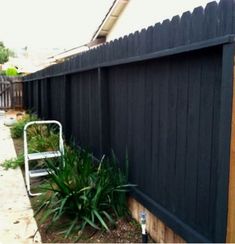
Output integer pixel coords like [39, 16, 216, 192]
[23, 0, 235, 242]
[0, 76, 23, 109]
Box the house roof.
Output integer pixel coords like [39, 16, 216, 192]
[49, 0, 129, 63]
[91, 0, 129, 41]
[47, 38, 106, 63]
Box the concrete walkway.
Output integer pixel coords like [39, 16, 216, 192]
[0, 121, 41, 244]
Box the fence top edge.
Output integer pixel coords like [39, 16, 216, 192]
[23, 34, 235, 82]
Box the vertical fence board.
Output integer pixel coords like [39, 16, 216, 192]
[184, 53, 202, 226]
[158, 59, 169, 207]
[196, 49, 217, 235]
[175, 55, 189, 220]
[165, 57, 178, 212]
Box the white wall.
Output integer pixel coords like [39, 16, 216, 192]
[107, 0, 220, 42]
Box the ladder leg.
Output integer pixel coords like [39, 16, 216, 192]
[24, 157, 30, 193]
[28, 190, 41, 197]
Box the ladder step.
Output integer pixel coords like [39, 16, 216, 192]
[29, 168, 49, 178]
[27, 151, 61, 161]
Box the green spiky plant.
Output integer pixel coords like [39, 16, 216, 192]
[35, 146, 134, 238]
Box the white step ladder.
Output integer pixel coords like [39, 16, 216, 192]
[24, 120, 64, 196]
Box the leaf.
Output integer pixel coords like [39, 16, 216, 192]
[102, 210, 115, 225]
[34, 201, 48, 217]
[65, 217, 78, 238]
[78, 186, 93, 193]
[39, 208, 53, 225]
[83, 216, 100, 230]
[58, 195, 69, 216]
[94, 210, 110, 232]
[98, 155, 105, 172]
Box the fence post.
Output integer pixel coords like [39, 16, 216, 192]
[46, 78, 51, 119]
[215, 43, 235, 242]
[98, 67, 110, 157]
[64, 74, 72, 140]
[10, 79, 14, 108]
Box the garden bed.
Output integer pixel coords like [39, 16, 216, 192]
[12, 136, 151, 243]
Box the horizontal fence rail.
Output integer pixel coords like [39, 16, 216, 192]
[23, 0, 235, 242]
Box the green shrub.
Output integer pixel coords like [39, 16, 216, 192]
[0, 70, 6, 75]
[26, 123, 59, 153]
[28, 133, 59, 153]
[10, 113, 38, 138]
[2, 153, 24, 169]
[5, 67, 18, 76]
[36, 147, 133, 238]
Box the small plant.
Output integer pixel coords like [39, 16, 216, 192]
[0, 41, 11, 64]
[27, 123, 59, 154]
[2, 153, 24, 169]
[35, 146, 133, 238]
[0, 70, 6, 75]
[10, 113, 38, 138]
[28, 132, 59, 153]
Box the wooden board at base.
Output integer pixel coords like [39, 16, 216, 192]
[226, 59, 235, 243]
[128, 197, 185, 243]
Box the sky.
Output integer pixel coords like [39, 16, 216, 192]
[0, 0, 113, 50]
[0, 0, 220, 51]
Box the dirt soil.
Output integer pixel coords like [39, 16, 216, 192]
[12, 137, 153, 243]
[31, 199, 144, 243]
[13, 138, 24, 155]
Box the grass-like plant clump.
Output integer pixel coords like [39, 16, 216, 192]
[35, 147, 133, 239]
[10, 113, 38, 138]
[27, 124, 59, 153]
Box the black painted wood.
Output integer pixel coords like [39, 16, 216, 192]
[184, 52, 202, 227]
[22, 1, 235, 242]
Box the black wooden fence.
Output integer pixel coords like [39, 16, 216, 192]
[23, 0, 235, 242]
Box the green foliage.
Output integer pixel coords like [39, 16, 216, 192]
[26, 123, 59, 153]
[0, 70, 6, 75]
[5, 67, 18, 76]
[29, 133, 59, 152]
[2, 153, 24, 169]
[5, 115, 59, 170]
[0, 42, 11, 64]
[36, 147, 133, 238]
[10, 113, 38, 138]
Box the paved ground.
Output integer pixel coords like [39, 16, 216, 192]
[0, 117, 41, 244]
